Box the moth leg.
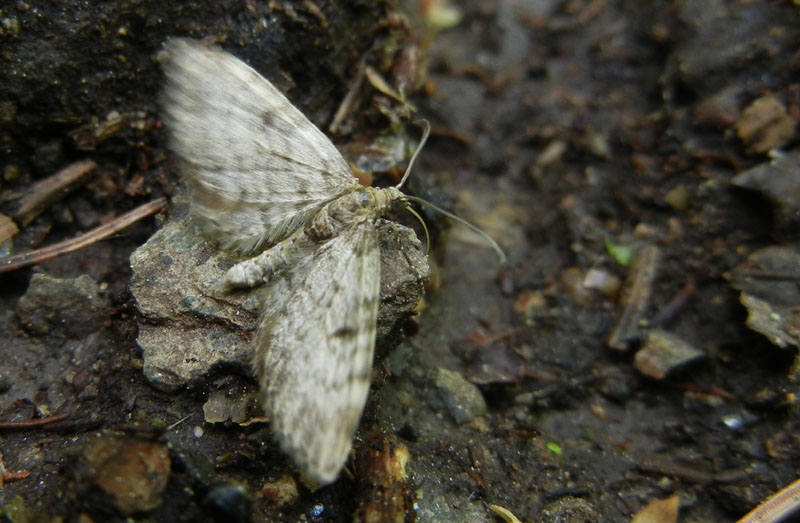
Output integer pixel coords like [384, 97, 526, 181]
[225, 230, 309, 288]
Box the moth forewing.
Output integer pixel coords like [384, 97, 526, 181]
[162, 38, 358, 253]
[253, 222, 381, 484]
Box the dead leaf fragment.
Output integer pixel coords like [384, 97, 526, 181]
[489, 503, 523, 523]
[729, 246, 800, 350]
[732, 150, 800, 232]
[739, 293, 799, 350]
[634, 329, 705, 380]
[632, 496, 679, 523]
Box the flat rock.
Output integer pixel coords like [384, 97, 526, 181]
[433, 367, 488, 424]
[130, 205, 429, 392]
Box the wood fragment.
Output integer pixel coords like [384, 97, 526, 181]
[3, 471, 31, 483]
[607, 244, 660, 350]
[10, 159, 97, 226]
[353, 435, 415, 523]
[0, 213, 19, 244]
[0, 470, 31, 487]
[636, 454, 715, 484]
[577, 0, 608, 24]
[302, 0, 328, 27]
[0, 197, 167, 273]
[632, 496, 678, 523]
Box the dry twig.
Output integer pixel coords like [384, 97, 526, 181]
[10, 159, 97, 226]
[0, 197, 167, 273]
[0, 413, 69, 430]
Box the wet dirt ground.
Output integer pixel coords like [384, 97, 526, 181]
[1, 1, 800, 522]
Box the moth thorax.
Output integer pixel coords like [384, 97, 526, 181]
[373, 186, 403, 214]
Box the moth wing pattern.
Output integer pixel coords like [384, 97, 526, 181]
[162, 39, 359, 252]
[253, 220, 381, 484]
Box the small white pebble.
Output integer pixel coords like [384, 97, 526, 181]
[193, 426, 204, 438]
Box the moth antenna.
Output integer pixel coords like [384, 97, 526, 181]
[402, 203, 431, 254]
[401, 194, 507, 264]
[394, 120, 505, 263]
[396, 119, 431, 189]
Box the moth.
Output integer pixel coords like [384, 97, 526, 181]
[162, 39, 502, 485]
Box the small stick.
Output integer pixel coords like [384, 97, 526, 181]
[607, 244, 661, 350]
[329, 58, 367, 134]
[733, 270, 800, 282]
[0, 197, 167, 273]
[651, 282, 695, 327]
[12, 159, 97, 226]
[41, 417, 103, 432]
[0, 413, 69, 430]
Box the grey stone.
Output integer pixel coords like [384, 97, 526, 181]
[433, 367, 487, 424]
[130, 206, 429, 392]
[536, 496, 600, 523]
[16, 273, 110, 339]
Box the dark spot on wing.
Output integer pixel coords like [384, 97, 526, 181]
[332, 326, 357, 339]
[361, 294, 378, 307]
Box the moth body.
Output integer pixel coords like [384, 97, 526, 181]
[225, 186, 402, 288]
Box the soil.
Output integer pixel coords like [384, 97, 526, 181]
[1, 1, 799, 522]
